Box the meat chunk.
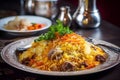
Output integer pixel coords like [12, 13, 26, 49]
[79, 61, 88, 68]
[21, 57, 30, 65]
[48, 47, 63, 60]
[61, 61, 75, 71]
[95, 55, 106, 63]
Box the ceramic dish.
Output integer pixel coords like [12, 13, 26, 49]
[0, 16, 52, 36]
[1, 37, 120, 76]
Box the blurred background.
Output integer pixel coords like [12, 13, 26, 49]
[0, 0, 120, 27]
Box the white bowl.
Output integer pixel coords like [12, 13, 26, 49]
[0, 15, 52, 36]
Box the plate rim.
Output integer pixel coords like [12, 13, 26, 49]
[1, 37, 120, 76]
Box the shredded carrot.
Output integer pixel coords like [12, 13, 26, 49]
[29, 59, 35, 65]
[36, 61, 44, 66]
[59, 33, 85, 44]
[55, 32, 61, 39]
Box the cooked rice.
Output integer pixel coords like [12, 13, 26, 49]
[18, 33, 107, 71]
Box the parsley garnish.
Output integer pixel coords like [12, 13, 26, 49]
[34, 20, 73, 42]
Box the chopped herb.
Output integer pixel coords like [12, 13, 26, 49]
[34, 20, 73, 42]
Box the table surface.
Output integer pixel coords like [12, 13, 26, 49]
[0, 19, 120, 80]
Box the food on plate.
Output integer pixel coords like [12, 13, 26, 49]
[4, 16, 45, 31]
[18, 20, 107, 71]
[27, 23, 45, 30]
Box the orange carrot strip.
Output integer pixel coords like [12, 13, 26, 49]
[36, 61, 44, 66]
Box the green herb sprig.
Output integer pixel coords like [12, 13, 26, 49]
[34, 20, 73, 42]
